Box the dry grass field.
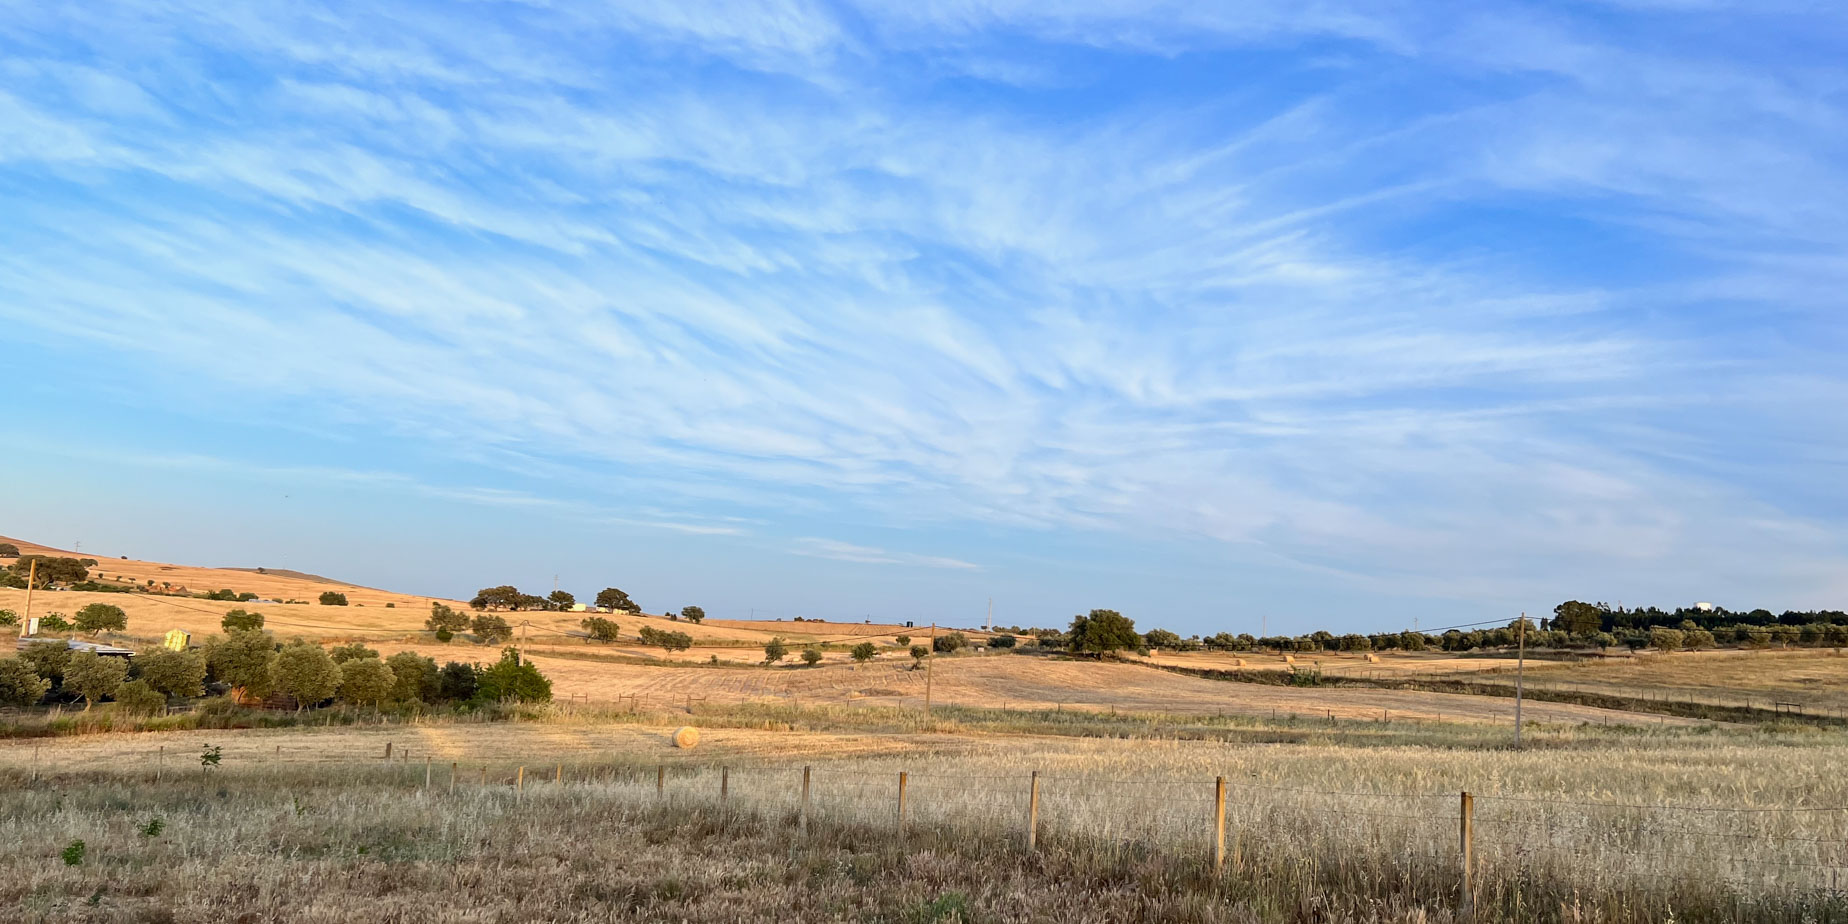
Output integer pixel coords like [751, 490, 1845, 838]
[2, 719, 1844, 922]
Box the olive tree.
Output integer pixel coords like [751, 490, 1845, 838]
[136, 648, 207, 698]
[0, 657, 50, 706]
[272, 641, 342, 709]
[207, 631, 279, 699]
[336, 657, 394, 707]
[74, 603, 127, 635]
[850, 642, 877, 663]
[64, 651, 128, 709]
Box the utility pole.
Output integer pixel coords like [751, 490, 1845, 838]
[1514, 612, 1526, 747]
[21, 560, 36, 637]
[924, 623, 936, 718]
[986, 598, 992, 632]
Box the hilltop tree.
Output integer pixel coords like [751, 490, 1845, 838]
[12, 556, 89, 586]
[271, 642, 341, 710]
[472, 614, 514, 644]
[580, 617, 620, 642]
[0, 657, 50, 706]
[336, 658, 393, 707]
[638, 626, 691, 651]
[763, 637, 788, 664]
[1553, 601, 1605, 637]
[851, 642, 877, 663]
[136, 648, 207, 699]
[0, 542, 18, 557]
[548, 590, 576, 611]
[680, 606, 705, 624]
[595, 587, 641, 614]
[1142, 628, 1182, 650]
[470, 586, 520, 610]
[221, 609, 265, 633]
[64, 651, 128, 709]
[74, 603, 127, 635]
[1068, 609, 1141, 656]
[426, 602, 471, 634]
[318, 591, 349, 606]
[206, 630, 279, 699]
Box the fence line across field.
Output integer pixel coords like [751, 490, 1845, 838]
[65, 740, 1848, 910]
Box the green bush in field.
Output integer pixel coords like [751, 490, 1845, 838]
[801, 645, 823, 666]
[336, 657, 393, 707]
[318, 591, 349, 606]
[113, 679, 167, 715]
[221, 609, 265, 632]
[136, 648, 207, 698]
[580, 616, 621, 641]
[851, 642, 877, 662]
[0, 657, 50, 706]
[272, 641, 341, 709]
[64, 650, 128, 709]
[74, 603, 127, 634]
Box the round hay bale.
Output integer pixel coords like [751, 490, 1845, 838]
[672, 726, 700, 749]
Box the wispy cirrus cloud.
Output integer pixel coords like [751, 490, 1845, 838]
[1, 1, 1845, 623]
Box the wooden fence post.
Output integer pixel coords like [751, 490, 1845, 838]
[155, 745, 162, 782]
[1213, 776, 1227, 870]
[384, 742, 392, 762]
[555, 764, 562, 784]
[897, 771, 908, 833]
[450, 762, 457, 793]
[657, 765, 665, 797]
[424, 757, 432, 789]
[1459, 791, 1475, 918]
[480, 766, 487, 786]
[799, 766, 811, 837]
[721, 766, 729, 805]
[1027, 771, 1040, 851]
[517, 766, 525, 799]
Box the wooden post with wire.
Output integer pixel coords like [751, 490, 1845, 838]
[924, 623, 936, 718]
[1213, 776, 1227, 870]
[1459, 791, 1475, 917]
[1026, 771, 1041, 851]
[424, 756, 432, 789]
[799, 766, 811, 837]
[657, 765, 665, 797]
[897, 771, 908, 833]
[555, 763, 562, 784]
[450, 762, 457, 793]
[384, 741, 392, 762]
[1514, 613, 1527, 748]
[21, 559, 36, 635]
[517, 766, 525, 799]
[721, 766, 729, 805]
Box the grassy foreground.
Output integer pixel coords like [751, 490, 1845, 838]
[4, 709, 1848, 923]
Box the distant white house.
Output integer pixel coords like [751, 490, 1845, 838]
[1694, 602, 1715, 612]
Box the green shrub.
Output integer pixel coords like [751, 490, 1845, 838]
[910, 645, 929, 665]
[580, 616, 621, 641]
[74, 603, 127, 634]
[638, 626, 691, 651]
[221, 609, 265, 632]
[318, 591, 349, 606]
[327, 643, 378, 664]
[851, 642, 877, 662]
[37, 613, 71, 633]
[272, 641, 341, 708]
[932, 632, 967, 654]
[135, 648, 206, 698]
[385, 651, 439, 703]
[763, 637, 788, 663]
[989, 634, 1016, 649]
[112, 679, 167, 715]
[64, 651, 128, 708]
[206, 630, 278, 698]
[471, 614, 513, 644]
[336, 658, 393, 707]
[801, 645, 823, 666]
[0, 657, 50, 706]
[474, 648, 551, 704]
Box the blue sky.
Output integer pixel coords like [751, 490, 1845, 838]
[3, 2, 1846, 635]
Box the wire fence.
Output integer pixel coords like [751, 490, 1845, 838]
[75, 740, 1848, 911]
